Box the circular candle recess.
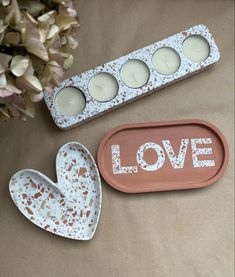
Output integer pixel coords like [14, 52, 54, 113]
[182, 35, 210, 63]
[152, 47, 181, 75]
[55, 87, 86, 116]
[88, 73, 119, 102]
[120, 59, 150, 88]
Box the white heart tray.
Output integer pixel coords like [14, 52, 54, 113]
[9, 142, 102, 240]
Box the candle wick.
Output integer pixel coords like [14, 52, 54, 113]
[132, 73, 139, 83]
[95, 84, 104, 91]
[165, 60, 173, 69]
[68, 100, 74, 105]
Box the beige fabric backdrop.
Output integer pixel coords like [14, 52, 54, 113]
[0, 1, 234, 276]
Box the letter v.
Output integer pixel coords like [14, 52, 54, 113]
[162, 139, 189, 169]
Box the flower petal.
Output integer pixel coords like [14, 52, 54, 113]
[0, 87, 14, 97]
[4, 31, 21, 44]
[47, 60, 64, 86]
[37, 10, 56, 43]
[63, 54, 73, 70]
[0, 0, 11, 7]
[55, 15, 78, 31]
[5, 83, 22, 94]
[16, 74, 43, 94]
[49, 49, 64, 66]
[29, 90, 44, 102]
[21, 12, 49, 62]
[0, 53, 12, 68]
[10, 55, 29, 77]
[24, 59, 34, 76]
[0, 64, 5, 74]
[47, 24, 59, 40]
[37, 10, 55, 25]
[12, 96, 35, 118]
[18, 0, 45, 17]
[0, 73, 7, 88]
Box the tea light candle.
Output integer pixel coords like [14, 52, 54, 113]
[182, 36, 210, 63]
[152, 47, 181, 75]
[88, 73, 118, 102]
[120, 59, 149, 88]
[55, 87, 86, 116]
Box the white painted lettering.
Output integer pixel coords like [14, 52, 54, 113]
[162, 139, 189, 168]
[191, 138, 215, 168]
[136, 142, 165, 171]
[111, 145, 138, 174]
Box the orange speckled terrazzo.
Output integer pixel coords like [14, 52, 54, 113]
[9, 142, 102, 240]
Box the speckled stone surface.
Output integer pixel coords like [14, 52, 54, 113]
[44, 24, 220, 130]
[9, 142, 102, 240]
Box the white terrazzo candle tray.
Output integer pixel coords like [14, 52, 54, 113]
[44, 24, 220, 130]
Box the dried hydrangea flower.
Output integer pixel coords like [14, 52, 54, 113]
[0, 0, 79, 120]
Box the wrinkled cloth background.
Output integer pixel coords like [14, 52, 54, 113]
[0, 1, 234, 277]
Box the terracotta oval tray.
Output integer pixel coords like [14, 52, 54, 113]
[9, 142, 102, 240]
[97, 120, 229, 193]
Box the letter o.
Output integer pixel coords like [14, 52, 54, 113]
[136, 142, 165, 171]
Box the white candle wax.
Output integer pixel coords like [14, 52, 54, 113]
[182, 36, 210, 63]
[152, 47, 181, 75]
[55, 87, 86, 116]
[120, 59, 149, 88]
[88, 73, 118, 102]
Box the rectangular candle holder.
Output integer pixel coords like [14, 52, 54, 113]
[44, 24, 220, 130]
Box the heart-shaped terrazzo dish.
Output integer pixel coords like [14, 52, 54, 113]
[9, 142, 102, 240]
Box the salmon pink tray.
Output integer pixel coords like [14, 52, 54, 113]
[9, 142, 102, 240]
[97, 120, 229, 193]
